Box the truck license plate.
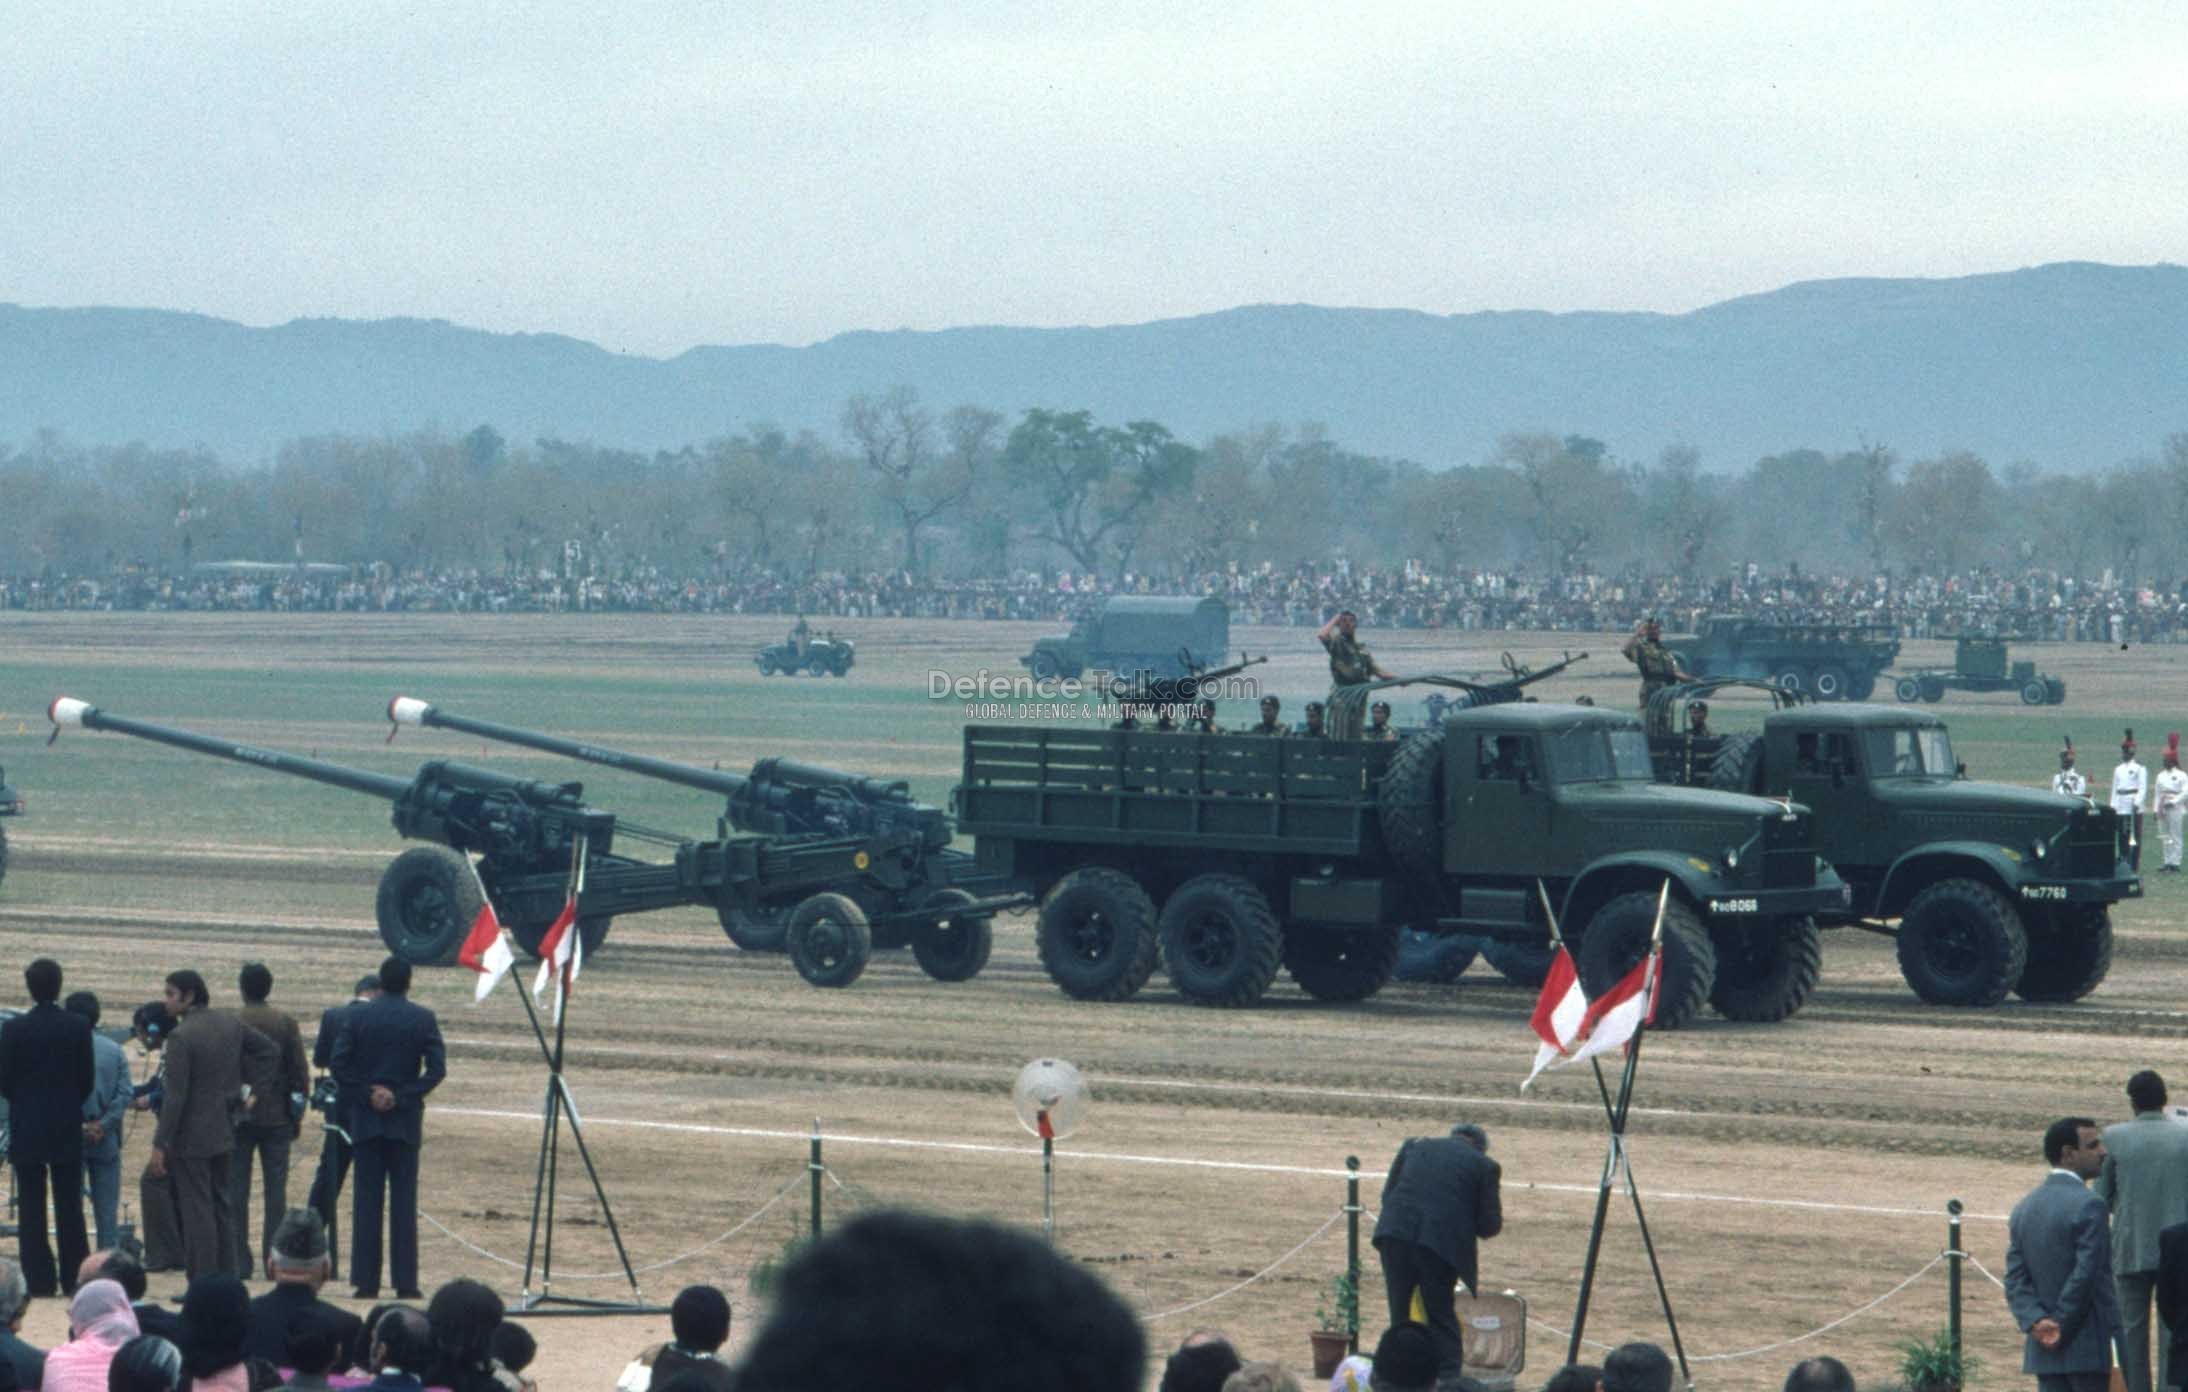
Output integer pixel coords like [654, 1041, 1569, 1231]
[1708, 898, 1760, 914]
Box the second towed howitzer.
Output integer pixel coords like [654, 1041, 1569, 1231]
[49, 697, 1008, 988]
[385, 696, 1013, 960]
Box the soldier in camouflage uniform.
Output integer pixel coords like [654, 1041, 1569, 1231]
[1365, 700, 1396, 741]
[1243, 695, 1289, 736]
[1299, 702, 1327, 739]
[1317, 609, 1394, 739]
[1620, 615, 1693, 728]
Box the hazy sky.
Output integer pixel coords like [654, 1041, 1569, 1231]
[9, 3, 2186, 357]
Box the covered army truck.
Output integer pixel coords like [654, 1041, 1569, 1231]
[952, 703, 1852, 1027]
[1668, 614, 1901, 701]
[1669, 699, 2136, 1007]
[1020, 595, 1228, 681]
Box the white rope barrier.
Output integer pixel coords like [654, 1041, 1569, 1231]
[1952, 1249, 2009, 1291]
[418, 1170, 805, 1282]
[1142, 1209, 1346, 1323]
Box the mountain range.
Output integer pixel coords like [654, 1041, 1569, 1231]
[2, 260, 2182, 471]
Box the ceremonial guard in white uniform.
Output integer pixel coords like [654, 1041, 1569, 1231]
[2154, 734, 2188, 873]
[2054, 739, 2089, 798]
[2112, 729, 2149, 872]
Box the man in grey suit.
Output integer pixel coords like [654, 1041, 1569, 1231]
[2099, 1071, 2188, 1392]
[65, 991, 136, 1250]
[1374, 1121, 1502, 1392]
[2008, 1116, 2124, 1392]
[150, 969, 278, 1282]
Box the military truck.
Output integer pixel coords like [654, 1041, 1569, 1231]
[952, 703, 1852, 1027]
[1020, 596, 1228, 681]
[1892, 636, 2064, 706]
[1667, 615, 1901, 701]
[1659, 690, 2136, 1007]
[0, 766, 19, 887]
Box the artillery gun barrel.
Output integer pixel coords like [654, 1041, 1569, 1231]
[51, 697, 414, 801]
[390, 696, 750, 798]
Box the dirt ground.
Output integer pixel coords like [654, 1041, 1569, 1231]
[4, 612, 2186, 1391]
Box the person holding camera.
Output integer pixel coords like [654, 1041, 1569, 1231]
[130, 1000, 186, 1272]
[231, 963, 310, 1282]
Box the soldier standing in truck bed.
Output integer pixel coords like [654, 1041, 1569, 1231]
[1619, 616, 1693, 714]
[1242, 695, 1288, 736]
[1317, 610, 1394, 687]
[1365, 701, 1396, 741]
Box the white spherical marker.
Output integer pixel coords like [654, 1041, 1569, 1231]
[1013, 1059, 1089, 1243]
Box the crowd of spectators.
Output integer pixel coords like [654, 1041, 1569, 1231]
[7, 559, 2188, 643]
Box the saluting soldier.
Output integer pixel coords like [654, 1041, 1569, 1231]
[1317, 610, 1394, 687]
[1619, 615, 1694, 711]
[1242, 695, 1289, 736]
[1364, 701, 1397, 741]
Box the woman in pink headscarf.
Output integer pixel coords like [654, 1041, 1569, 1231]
[43, 1279, 142, 1392]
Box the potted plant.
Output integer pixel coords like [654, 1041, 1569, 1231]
[1310, 1273, 1359, 1378]
[1897, 1327, 1977, 1392]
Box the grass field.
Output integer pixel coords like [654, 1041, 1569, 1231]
[3, 611, 2186, 1391]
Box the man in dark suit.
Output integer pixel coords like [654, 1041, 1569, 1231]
[2007, 1116, 2124, 1392]
[244, 1209, 363, 1370]
[2153, 1220, 2188, 1388]
[332, 956, 445, 1299]
[231, 962, 311, 1279]
[150, 969, 278, 1282]
[1373, 1121, 1502, 1391]
[0, 958, 96, 1296]
[306, 973, 380, 1281]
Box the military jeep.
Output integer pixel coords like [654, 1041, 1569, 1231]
[757, 635, 855, 677]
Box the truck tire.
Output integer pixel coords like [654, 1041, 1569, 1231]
[1773, 668, 1806, 694]
[1919, 677, 1945, 703]
[1848, 672, 1878, 701]
[787, 892, 872, 988]
[1482, 939, 1556, 989]
[1030, 651, 1062, 680]
[719, 904, 790, 952]
[2014, 907, 2112, 1003]
[374, 845, 484, 965]
[1038, 867, 1160, 1002]
[1708, 916, 1822, 1022]
[2046, 679, 2067, 705]
[1706, 732, 1765, 795]
[1577, 892, 1716, 1030]
[2020, 680, 2048, 706]
[1894, 677, 1922, 703]
[1812, 666, 1848, 700]
[830, 656, 851, 677]
[1895, 878, 2027, 1007]
[1281, 923, 1401, 1002]
[912, 888, 993, 983]
[1159, 875, 1283, 1007]
[1378, 730, 1446, 877]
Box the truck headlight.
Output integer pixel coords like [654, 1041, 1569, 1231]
[2030, 838, 2047, 861]
[1722, 846, 1741, 872]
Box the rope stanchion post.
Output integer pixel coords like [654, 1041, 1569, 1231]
[809, 1119, 824, 1239]
[1947, 1198, 1963, 1370]
[1345, 1156, 1362, 1354]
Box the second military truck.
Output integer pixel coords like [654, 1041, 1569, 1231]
[952, 702, 1852, 1027]
[1668, 614, 1901, 701]
[1661, 694, 2136, 1007]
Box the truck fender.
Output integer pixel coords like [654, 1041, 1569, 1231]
[1559, 851, 1723, 935]
[1874, 841, 2022, 917]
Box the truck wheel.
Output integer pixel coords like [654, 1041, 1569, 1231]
[1395, 929, 1479, 984]
[1894, 677, 1922, 703]
[1708, 916, 1821, 1022]
[1919, 677, 1945, 703]
[1281, 923, 1401, 1002]
[2014, 907, 2112, 1003]
[787, 892, 872, 988]
[510, 912, 612, 960]
[2046, 679, 2066, 705]
[1377, 730, 1446, 877]
[1773, 668, 1805, 694]
[830, 656, 851, 677]
[1577, 892, 1716, 1030]
[1812, 666, 1848, 700]
[718, 903, 790, 952]
[1159, 875, 1283, 1007]
[1037, 867, 1160, 1001]
[2020, 680, 2048, 706]
[1895, 878, 2026, 1007]
[374, 846, 483, 965]
[912, 888, 993, 983]
[1705, 732, 1765, 795]
[1030, 651, 1062, 680]
[1482, 939, 1556, 989]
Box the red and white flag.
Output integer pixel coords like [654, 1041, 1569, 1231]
[1521, 944, 1660, 1090]
[457, 896, 516, 1003]
[531, 896, 582, 1007]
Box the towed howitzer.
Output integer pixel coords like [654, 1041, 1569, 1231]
[385, 696, 1007, 956]
[48, 697, 1006, 987]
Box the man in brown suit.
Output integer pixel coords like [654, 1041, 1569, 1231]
[232, 962, 311, 1279]
[149, 969, 278, 1282]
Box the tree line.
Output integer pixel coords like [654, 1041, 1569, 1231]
[3, 398, 2185, 584]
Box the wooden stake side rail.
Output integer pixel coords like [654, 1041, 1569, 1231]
[956, 725, 1397, 856]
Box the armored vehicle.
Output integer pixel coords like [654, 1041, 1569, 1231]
[953, 703, 1851, 1027]
[0, 765, 20, 887]
[1893, 636, 2064, 705]
[1021, 596, 1228, 681]
[1667, 614, 1900, 701]
[757, 633, 854, 677]
[50, 698, 1016, 988]
[1657, 689, 2136, 1007]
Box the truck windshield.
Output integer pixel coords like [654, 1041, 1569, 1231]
[1545, 727, 1658, 784]
[1865, 725, 1955, 778]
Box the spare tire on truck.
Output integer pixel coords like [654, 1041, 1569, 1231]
[1377, 729, 1446, 877]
